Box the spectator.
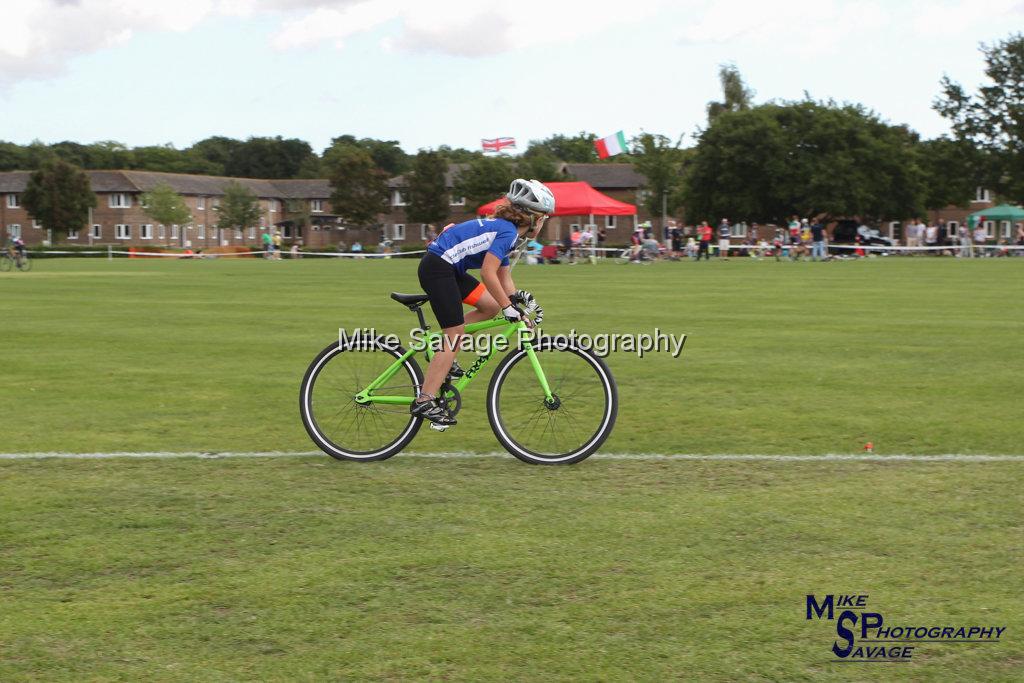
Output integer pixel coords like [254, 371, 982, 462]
[261, 230, 273, 259]
[924, 222, 939, 254]
[957, 225, 972, 258]
[630, 226, 644, 260]
[1016, 223, 1024, 254]
[272, 230, 283, 260]
[351, 240, 364, 259]
[425, 224, 438, 244]
[718, 218, 731, 260]
[290, 242, 301, 259]
[772, 228, 785, 261]
[973, 224, 988, 257]
[906, 219, 922, 250]
[810, 221, 827, 261]
[670, 223, 682, 256]
[336, 240, 347, 253]
[697, 220, 713, 261]
[685, 235, 697, 259]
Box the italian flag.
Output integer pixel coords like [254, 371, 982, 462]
[594, 131, 628, 159]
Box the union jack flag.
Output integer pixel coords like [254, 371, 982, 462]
[482, 137, 516, 153]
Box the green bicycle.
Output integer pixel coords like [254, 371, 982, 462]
[299, 291, 617, 465]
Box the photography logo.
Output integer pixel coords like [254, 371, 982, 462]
[806, 594, 1006, 663]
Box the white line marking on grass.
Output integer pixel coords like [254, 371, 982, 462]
[0, 452, 1021, 462]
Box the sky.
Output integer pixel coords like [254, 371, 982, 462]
[1, 0, 1021, 155]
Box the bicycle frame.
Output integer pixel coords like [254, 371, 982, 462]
[352, 318, 553, 406]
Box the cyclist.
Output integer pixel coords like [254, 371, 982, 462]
[411, 178, 555, 426]
[11, 236, 26, 265]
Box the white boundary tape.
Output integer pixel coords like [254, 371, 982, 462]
[0, 451, 1020, 462]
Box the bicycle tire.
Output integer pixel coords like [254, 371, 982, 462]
[0, 256, 11, 272]
[17, 257, 31, 272]
[487, 339, 617, 465]
[300, 338, 424, 461]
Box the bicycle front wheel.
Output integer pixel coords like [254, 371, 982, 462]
[17, 257, 31, 272]
[300, 339, 423, 461]
[487, 341, 617, 464]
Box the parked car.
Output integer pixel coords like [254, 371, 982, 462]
[831, 220, 894, 246]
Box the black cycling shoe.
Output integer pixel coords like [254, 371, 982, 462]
[410, 398, 457, 426]
[447, 360, 465, 379]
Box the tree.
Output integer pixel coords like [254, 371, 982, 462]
[453, 156, 516, 211]
[918, 137, 980, 210]
[631, 133, 686, 222]
[225, 136, 316, 178]
[216, 182, 262, 237]
[934, 33, 1024, 201]
[324, 145, 388, 228]
[325, 136, 409, 176]
[405, 150, 450, 225]
[140, 183, 193, 240]
[514, 152, 560, 182]
[683, 100, 924, 223]
[190, 136, 243, 175]
[706, 64, 755, 123]
[525, 132, 599, 163]
[0, 142, 28, 171]
[20, 159, 96, 238]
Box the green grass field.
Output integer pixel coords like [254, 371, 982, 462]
[1, 257, 1022, 680]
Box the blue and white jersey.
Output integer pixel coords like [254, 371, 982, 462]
[427, 218, 518, 274]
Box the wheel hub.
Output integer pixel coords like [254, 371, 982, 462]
[543, 394, 561, 411]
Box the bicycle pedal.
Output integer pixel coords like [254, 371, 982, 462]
[429, 423, 451, 432]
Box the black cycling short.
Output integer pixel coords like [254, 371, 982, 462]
[418, 252, 486, 329]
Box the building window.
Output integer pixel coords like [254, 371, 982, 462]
[450, 195, 466, 206]
[140, 224, 153, 240]
[158, 224, 166, 239]
[888, 221, 901, 241]
[973, 187, 991, 203]
[234, 229, 243, 240]
[197, 197, 205, 210]
[213, 198, 220, 208]
[392, 190, 406, 207]
[605, 215, 616, 229]
[269, 200, 278, 213]
[7, 224, 21, 238]
[946, 221, 959, 238]
[392, 224, 405, 240]
[32, 219, 41, 229]
[1001, 221, 1012, 238]
[983, 220, 995, 238]
[91, 224, 102, 239]
[115, 224, 131, 239]
[6, 194, 18, 208]
[311, 199, 324, 213]
[197, 224, 205, 239]
[67, 227, 79, 239]
[109, 193, 132, 208]
[248, 227, 256, 239]
[171, 224, 180, 240]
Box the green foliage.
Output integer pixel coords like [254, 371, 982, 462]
[0, 141, 29, 171]
[20, 159, 96, 237]
[514, 152, 560, 182]
[707, 63, 755, 122]
[934, 33, 1024, 202]
[436, 145, 482, 164]
[683, 100, 925, 223]
[918, 137, 980, 209]
[224, 136, 316, 178]
[324, 146, 388, 228]
[405, 150, 450, 225]
[215, 181, 262, 232]
[189, 136, 242, 175]
[453, 156, 516, 211]
[631, 133, 687, 218]
[326, 135, 409, 176]
[140, 183, 193, 229]
[525, 132, 599, 163]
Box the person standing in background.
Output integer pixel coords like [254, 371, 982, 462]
[272, 230, 283, 260]
[810, 220, 827, 261]
[697, 221, 712, 261]
[261, 230, 273, 259]
[924, 222, 939, 254]
[957, 225, 972, 258]
[718, 218, 731, 260]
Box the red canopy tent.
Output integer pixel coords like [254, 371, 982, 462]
[475, 181, 636, 217]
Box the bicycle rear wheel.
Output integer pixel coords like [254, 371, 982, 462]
[0, 256, 11, 272]
[300, 338, 423, 461]
[487, 341, 617, 464]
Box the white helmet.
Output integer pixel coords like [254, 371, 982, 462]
[507, 178, 555, 214]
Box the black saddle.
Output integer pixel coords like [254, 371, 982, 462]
[390, 292, 429, 308]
